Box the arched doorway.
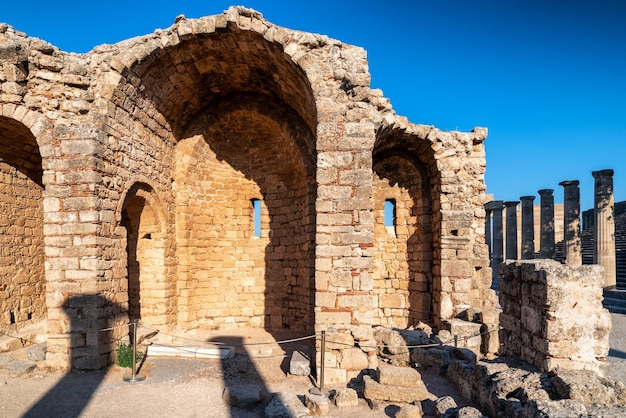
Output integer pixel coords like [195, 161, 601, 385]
[0, 116, 45, 330]
[120, 183, 167, 328]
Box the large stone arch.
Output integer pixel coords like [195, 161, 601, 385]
[0, 105, 51, 332]
[99, 12, 318, 334]
[373, 129, 439, 328]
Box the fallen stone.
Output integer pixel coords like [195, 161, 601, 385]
[434, 396, 457, 417]
[399, 329, 432, 347]
[265, 393, 310, 418]
[522, 399, 587, 417]
[26, 343, 46, 361]
[363, 375, 431, 404]
[222, 384, 266, 408]
[411, 347, 450, 369]
[304, 392, 329, 416]
[333, 387, 358, 408]
[5, 360, 36, 372]
[456, 406, 485, 417]
[373, 327, 410, 360]
[550, 369, 626, 407]
[441, 319, 482, 356]
[396, 403, 423, 418]
[289, 351, 310, 376]
[377, 363, 424, 388]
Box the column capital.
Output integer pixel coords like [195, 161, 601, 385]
[538, 189, 554, 196]
[504, 201, 520, 208]
[592, 169, 614, 179]
[485, 200, 504, 211]
[520, 195, 536, 203]
[559, 180, 580, 187]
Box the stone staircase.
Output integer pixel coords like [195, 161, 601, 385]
[603, 289, 626, 315]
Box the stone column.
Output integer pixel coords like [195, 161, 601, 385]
[504, 201, 519, 260]
[538, 189, 555, 259]
[593, 169, 616, 288]
[485, 205, 492, 258]
[520, 196, 535, 259]
[485, 201, 504, 268]
[559, 180, 582, 265]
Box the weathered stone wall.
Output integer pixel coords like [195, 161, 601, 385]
[0, 116, 45, 329]
[0, 7, 495, 376]
[373, 156, 432, 328]
[499, 260, 611, 374]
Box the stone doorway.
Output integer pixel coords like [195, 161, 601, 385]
[120, 183, 166, 328]
[0, 116, 45, 331]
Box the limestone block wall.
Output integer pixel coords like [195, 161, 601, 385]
[499, 260, 610, 374]
[0, 7, 496, 375]
[0, 116, 45, 329]
[373, 157, 432, 328]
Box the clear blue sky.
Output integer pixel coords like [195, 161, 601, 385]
[3, 1, 625, 211]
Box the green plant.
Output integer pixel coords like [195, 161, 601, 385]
[117, 342, 144, 368]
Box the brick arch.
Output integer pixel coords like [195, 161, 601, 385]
[119, 181, 172, 328]
[0, 109, 49, 331]
[105, 14, 317, 142]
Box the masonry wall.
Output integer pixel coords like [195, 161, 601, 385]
[373, 156, 433, 328]
[0, 8, 496, 375]
[499, 260, 610, 375]
[0, 116, 45, 329]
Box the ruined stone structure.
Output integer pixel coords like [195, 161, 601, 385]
[499, 260, 610, 375]
[0, 7, 497, 375]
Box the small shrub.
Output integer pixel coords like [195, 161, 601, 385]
[117, 342, 144, 368]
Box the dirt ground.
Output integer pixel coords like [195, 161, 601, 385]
[0, 328, 466, 418]
[1, 314, 625, 418]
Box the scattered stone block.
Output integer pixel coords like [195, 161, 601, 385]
[333, 388, 358, 408]
[363, 375, 431, 404]
[550, 369, 626, 407]
[441, 319, 482, 357]
[304, 392, 329, 416]
[222, 384, 267, 408]
[26, 343, 46, 361]
[377, 363, 424, 388]
[434, 396, 458, 417]
[396, 404, 423, 418]
[522, 399, 587, 417]
[5, 360, 36, 372]
[411, 347, 450, 369]
[289, 351, 310, 376]
[456, 406, 485, 417]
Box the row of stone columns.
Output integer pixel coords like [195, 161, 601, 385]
[485, 169, 616, 288]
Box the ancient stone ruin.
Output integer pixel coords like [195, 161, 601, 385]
[4, 7, 626, 417]
[0, 6, 498, 375]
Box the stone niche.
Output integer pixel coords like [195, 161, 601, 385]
[499, 260, 611, 375]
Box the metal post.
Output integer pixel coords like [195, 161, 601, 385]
[320, 330, 326, 393]
[124, 321, 145, 382]
[454, 335, 458, 348]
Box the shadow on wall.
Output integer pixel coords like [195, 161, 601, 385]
[22, 295, 123, 417]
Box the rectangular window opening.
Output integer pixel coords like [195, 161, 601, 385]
[252, 198, 261, 237]
[384, 199, 396, 234]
